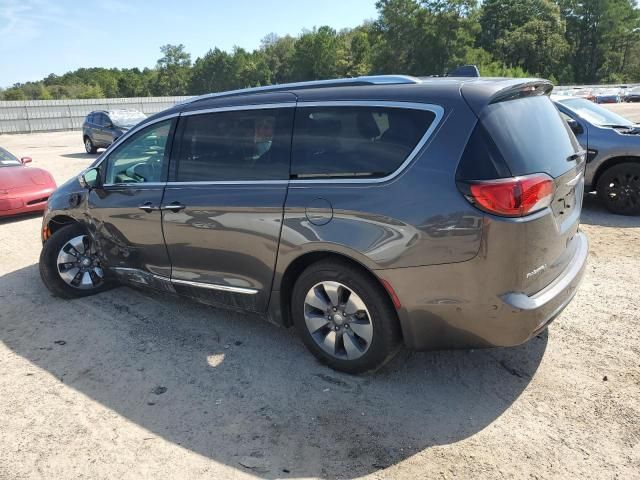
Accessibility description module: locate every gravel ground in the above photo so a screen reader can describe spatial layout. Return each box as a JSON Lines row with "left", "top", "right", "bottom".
{"left": 1, "top": 112, "right": 639, "bottom": 480}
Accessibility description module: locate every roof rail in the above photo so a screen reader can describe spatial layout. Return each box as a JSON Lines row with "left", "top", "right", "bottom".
{"left": 182, "top": 75, "right": 421, "bottom": 105}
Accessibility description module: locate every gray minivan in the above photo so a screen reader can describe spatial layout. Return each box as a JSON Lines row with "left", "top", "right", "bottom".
{"left": 40, "top": 76, "right": 588, "bottom": 373}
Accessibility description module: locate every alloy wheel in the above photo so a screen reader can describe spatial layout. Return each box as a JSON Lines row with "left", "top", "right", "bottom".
{"left": 303, "top": 281, "right": 374, "bottom": 360}
{"left": 56, "top": 235, "right": 104, "bottom": 289}
{"left": 604, "top": 171, "right": 640, "bottom": 211}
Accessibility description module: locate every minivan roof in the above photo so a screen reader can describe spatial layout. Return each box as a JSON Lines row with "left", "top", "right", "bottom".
{"left": 152, "top": 75, "right": 552, "bottom": 122}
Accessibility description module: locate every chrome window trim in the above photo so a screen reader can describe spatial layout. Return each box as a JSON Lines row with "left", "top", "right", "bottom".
{"left": 170, "top": 277, "right": 258, "bottom": 294}
{"left": 102, "top": 182, "right": 167, "bottom": 188}
{"left": 166, "top": 180, "right": 288, "bottom": 187}
{"left": 165, "top": 100, "right": 444, "bottom": 186}
{"left": 289, "top": 101, "right": 445, "bottom": 185}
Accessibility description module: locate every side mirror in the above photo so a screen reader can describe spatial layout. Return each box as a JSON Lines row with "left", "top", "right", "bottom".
{"left": 566, "top": 118, "right": 583, "bottom": 135}
{"left": 20, "top": 156, "right": 32, "bottom": 164}
{"left": 78, "top": 167, "right": 101, "bottom": 190}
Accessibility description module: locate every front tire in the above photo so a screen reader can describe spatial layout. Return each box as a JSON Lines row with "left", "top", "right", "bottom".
{"left": 84, "top": 136, "right": 97, "bottom": 154}
{"left": 597, "top": 162, "right": 640, "bottom": 216}
{"left": 291, "top": 260, "right": 401, "bottom": 374}
{"left": 39, "top": 223, "right": 112, "bottom": 299}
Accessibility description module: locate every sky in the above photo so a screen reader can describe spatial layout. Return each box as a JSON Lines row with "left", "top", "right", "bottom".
{"left": 0, "top": 0, "right": 379, "bottom": 88}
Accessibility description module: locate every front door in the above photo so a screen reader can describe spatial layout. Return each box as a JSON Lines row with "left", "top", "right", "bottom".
{"left": 161, "top": 104, "right": 295, "bottom": 311}
{"left": 86, "top": 117, "right": 175, "bottom": 281}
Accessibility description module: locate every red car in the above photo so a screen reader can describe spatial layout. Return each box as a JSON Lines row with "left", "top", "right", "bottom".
{"left": 0, "top": 146, "right": 56, "bottom": 218}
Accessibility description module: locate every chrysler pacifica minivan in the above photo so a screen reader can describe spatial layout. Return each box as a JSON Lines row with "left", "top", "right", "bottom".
{"left": 40, "top": 76, "right": 588, "bottom": 373}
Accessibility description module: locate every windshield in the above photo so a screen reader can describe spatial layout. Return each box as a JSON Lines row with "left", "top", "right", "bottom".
{"left": 0, "top": 147, "right": 21, "bottom": 167}
{"left": 109, "top": 111, "right": 147, "bottom": 128}
{"left": 558, "top": 98, "right": 634, "bottom": 127}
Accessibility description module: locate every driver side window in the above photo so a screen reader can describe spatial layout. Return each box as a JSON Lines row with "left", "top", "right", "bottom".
{"left": 104, "top": 119, "right": 172, "bottom": 185}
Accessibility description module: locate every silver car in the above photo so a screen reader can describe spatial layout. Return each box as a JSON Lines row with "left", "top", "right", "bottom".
{"left": 554, "top": 96, "right": 640, "bottom": 215}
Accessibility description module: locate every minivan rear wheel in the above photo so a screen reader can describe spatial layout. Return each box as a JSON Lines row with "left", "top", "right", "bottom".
{"left": 597, "top": 162, "right": 640, "bottom": 215}
{"left": 291, "top": 260, "right": 401, "bottom": 373}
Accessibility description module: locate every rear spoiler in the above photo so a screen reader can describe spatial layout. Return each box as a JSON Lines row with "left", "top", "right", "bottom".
{"left": 461, "top": 78, "right": 554, "bottom": 117}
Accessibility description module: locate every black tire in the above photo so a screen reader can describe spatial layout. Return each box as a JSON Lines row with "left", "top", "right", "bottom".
{"left": 84, "top": 136, "right": 97, "bottom": 154}
{"left": 39, "top": 223, "right": 113, "bottom": 299}
{"left": 596, "top": 162, "right": 640, "bottom": 216}
{"left": 291, "top": 259, "right": 401, "bottom": 374}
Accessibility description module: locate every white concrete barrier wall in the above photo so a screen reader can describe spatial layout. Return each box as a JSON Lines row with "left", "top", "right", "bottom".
{"left": 0, "top": 97, "right": 191, "bottom": 134}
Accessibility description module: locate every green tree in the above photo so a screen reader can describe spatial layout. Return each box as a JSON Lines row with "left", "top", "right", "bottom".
{"left": 290, "top": 26, "right": 342, "bottom": 80}
{"left": 154, "top": 44, "right": 192, "bottom": 95}
{"left": 479, "top": 0, "right": 570, "bottom": 79}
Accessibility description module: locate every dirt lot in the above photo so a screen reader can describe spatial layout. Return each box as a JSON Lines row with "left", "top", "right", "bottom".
{"left": 1, "top": 109, "right": 639, "bottom": 479}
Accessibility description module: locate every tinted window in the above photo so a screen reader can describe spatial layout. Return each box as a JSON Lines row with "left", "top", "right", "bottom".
{"left": 104, "top": 119, "right": 172, "bottom": 184}
{"left": 175, "top": 108, "right": 294, "bottom": 182}
{"left": 94, "top": 113, "right": 105, "bottom": 126}
{"left": 479, "top": 96, "right": 581, "bottom": 178}
{"left": 86, "top": 113, "right": 94, "bottom": 124}
{"left": 291, "top": 106, "right": 435, "bottom": 179}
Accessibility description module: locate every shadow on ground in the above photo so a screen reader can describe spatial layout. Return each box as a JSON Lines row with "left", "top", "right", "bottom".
{"left": 0, "top": 264, "right": 547, "bottom": 478}
{"left": 60, "top": 152, "right": 100, "bottom": 160}
{"left": 0, "top": 212, "right": 43, "bottom": 226}
{"left": 581, "top": 193, "right": 640, "bottom": 227}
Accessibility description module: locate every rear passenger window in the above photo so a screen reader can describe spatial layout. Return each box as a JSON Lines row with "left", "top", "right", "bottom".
{"left": 176, "top": 108, "right": 294, "bottom": 182}
{"left": 291, "top": 106, "right": 436, "bottom": 179}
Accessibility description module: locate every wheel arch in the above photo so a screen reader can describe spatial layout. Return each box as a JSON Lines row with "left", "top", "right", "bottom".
{"left": 273, "top": 250, "right": 399, "bottom": 331}
{"left": 47, "top": 215, "right": 80, "bottom": 236}
{"left": 592, "top": 155, "right": 640, "bottom": 190}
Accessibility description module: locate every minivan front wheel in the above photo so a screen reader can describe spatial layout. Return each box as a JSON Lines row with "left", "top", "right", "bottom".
{"left": 39, "top": 223, "right": 111, "bottom": 299}
{"left": 291, "top": 260, "right": 401, "bottom": 373}
{"left": 597, "top": 162, "right": 640, "bottom": 215}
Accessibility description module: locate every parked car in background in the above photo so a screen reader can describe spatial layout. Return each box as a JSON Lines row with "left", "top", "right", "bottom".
{"left": 572, "top": 88, "right": 597, "bottom": 103}
{"left": 625, "top": 86, "right": 640, "bottom": 102}
{"left": 0, "top": 146, "right": 56, "bottom": 218}
{"left": 40, "top": 75, "right": 588, "bottom": 373}
{"left": 554, "top": 95, "right": 640, "bottom": 215}
{"left": 594, "top": 88, "right": 622, "bottom": 104}
{"left": 82, "top": 110, "right": 147, "bottom": 154}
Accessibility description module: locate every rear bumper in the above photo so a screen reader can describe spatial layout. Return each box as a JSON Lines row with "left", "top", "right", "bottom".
{"left": 376, "top": 231, "right": 589, "bottom": 351}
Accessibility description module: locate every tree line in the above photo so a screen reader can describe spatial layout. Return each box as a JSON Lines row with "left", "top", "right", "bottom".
{"left": 2, "top": 0, "right": 639, "bottom": 101}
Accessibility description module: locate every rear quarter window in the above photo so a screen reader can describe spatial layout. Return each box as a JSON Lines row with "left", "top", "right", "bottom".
{"left": 479, "top": 96, "right": 581, "bottom": 178}
{"left": 291, "top": 106, "right": 436, "bottom": 179}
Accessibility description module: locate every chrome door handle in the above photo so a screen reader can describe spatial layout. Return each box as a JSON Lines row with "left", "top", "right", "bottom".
{"left": 138, "top": 202, "right": 158, "bottom": 212}
{"left": 161, "top": 202, "right": 186, "bottom": 213}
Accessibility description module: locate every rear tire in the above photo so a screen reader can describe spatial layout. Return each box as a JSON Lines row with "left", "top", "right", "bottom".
{"left": 291, "top": 260, "right": 401, "bottom": 374}
{"left": 84, "top": 136, "right": 97, "bottom": 154}
{"left": 39, "top": 223, "right": 113, "bottom": 299}
{"left": 597, "top": 162, "right": 640, "bottom": 216}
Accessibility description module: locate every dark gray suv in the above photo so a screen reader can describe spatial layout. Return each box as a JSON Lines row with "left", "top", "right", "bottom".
{"left": 82, "top": 110, "right": 146, "bottom": 154}
{"left": 40, "top": 76, "right": 588, "bottom": 373}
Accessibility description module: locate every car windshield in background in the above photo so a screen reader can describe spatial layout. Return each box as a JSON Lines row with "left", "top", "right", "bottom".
{"left": 110, "top": 111, "right": 147, "bottom": 128}
{"left": 558, "top": 98, "right": 634, "bottom": 127}
{"left": 0, "top": 147, "right": 21, "bottom": 167}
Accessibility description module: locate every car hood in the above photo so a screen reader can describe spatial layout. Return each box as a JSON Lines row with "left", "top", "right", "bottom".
{"left": 0, "top": 166, "right": 55, "bottom": 190}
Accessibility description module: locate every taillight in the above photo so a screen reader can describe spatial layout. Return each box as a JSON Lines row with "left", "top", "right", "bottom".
{"left": 460, "top": 173, "right": 555, "bottom": 217}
